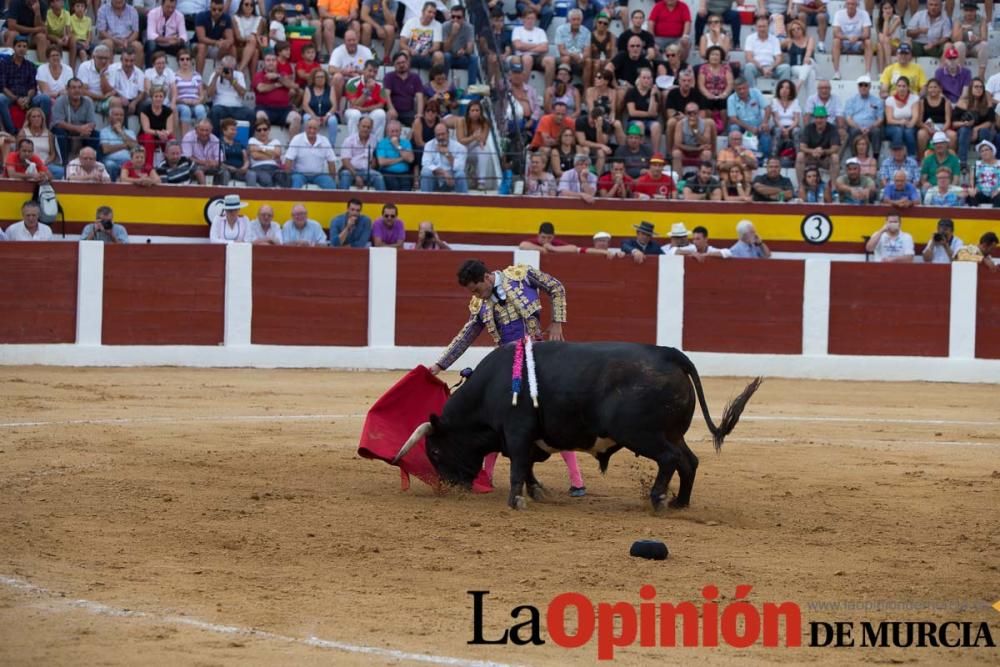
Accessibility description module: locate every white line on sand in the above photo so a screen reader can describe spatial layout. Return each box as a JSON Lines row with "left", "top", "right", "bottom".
{"left": 0, "top": 575, "right": 519, "bottom": 667}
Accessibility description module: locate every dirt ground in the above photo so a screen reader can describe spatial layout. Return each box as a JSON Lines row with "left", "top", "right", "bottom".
{"left": 1, "top": 367, "right": 998, "bottom": 666}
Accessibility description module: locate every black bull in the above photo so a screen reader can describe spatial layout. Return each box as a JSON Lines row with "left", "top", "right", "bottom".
{"left": 394, "top": 342, "right": 762, "bottom": 510}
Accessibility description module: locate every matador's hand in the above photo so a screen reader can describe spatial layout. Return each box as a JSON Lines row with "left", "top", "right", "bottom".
{"left": 548, "top": 322, "right": 565, "bottom": 341}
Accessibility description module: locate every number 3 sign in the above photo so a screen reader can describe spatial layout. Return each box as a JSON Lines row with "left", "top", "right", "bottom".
{"left": 800, "top": 213, "right": 833, "bottom": 244}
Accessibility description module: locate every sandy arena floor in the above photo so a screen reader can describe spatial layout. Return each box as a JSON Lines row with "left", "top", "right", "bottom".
{"left": 1, "top": 367, "right": 998, "bottom": 666}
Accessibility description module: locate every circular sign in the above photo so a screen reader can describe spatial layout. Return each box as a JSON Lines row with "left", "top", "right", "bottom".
{"left": 800, "top": 213, "right": 833, "bottom": 245}
{"left": 203, "top": 197, "right": 225, "bottom": 225}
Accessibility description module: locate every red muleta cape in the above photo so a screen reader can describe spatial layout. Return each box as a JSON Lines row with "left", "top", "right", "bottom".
{"left": 357, "top": 366, "right": 493, "bottom": 493}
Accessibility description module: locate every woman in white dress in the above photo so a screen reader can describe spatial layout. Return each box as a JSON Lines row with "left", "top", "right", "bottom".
{"left": 209, "top": 194, "right": 250, "bottom": 243}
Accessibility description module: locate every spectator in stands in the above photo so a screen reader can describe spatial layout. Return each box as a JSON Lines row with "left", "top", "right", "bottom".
{"left": 615, "top": 123, "right": 653, "bottom": 178}
{"left": 696, "top": 0, "right": 741, "bottom": 48}
{"left": 232, "top": 0, "right": 265, "bottom": 79}
{"left": 173, "top": 48, "right": 207, "bottom": 135}
{"left": 145, "top": 0, "right": 187, "bottom": 64}
{"left": 384, "top": 52, "right": 423, "bottom": 128}
{"left": 799, "top": 165, "right": 832, "bottom": 202}
{"left": 804, "top": 79, "right": 845, "bottom": 137}
{"left": 780, "top": 20, "right": 816, "bottom": 97}
{"left": 953, "top": 231, "right": 997, "bottom": 270}
{"left": 584, "top": 68, "right": 621, "bottom": 127}
{"left": 456, "top": 100, "right": 492, "bottom": 190}
{"left": 423, "top": 64, "right": 460, "bottom": 121}
{"left": 180, "top": 119, "right": 221, "bottom": 185}
{"left": 617, "top": 9, "right": 657, "bottom": 62}
{"left": 548, "top": 127, "right": 578, "bottom": 180}
{"left": 81, "top": 205, "right": 128, "bottom": 243}
{"left": 370, "top": 203, "right": 404, "bottom": 248}
{"left": 662, "top": 222, "right": 698, "bottom": 256}
{"left": 610, "top": 34, "right": 657, "bottom": 95}
{"left": 683, "top": 160, "right": 723, "bottom": 200}
{"left": 767, "top": 78, "right": 801, "bottom": 160}
{"left": 743, "top": 15, "right": 788, "bottom": 91}
{"left": 690, "top": 225, "right": 732, "bottom": 259}
{"left": 935, "top": 48, "right": 972, "bottom": 107}
{"left": 554, "top": 9, "right": 589, "bottom": 78}
{"left": 67, "top": 145, "right": 111, "bottom": 182}
{"left": 546, "top": 64, "right": 581, "bottom": 117}
{"left": 5, "top": 201, "right": 53, "bottom": 241}
{"left": 729, "top": 219, "right": 771, "bottom": 258}
{"left": 0, "top": 37, "right": 50, "bottom": 134}
{"left": 727, "top": 77, "right": 770, "bottom": 158}
{"left": 68, "top": 0, "right": 92, "bottom": 68}
{"left": 557, "top": 153, "right": 597, "bottom": 202}
{"left": 524, "top": 152, "right": 557, "bottom": 196}
{"left": 884, "top": 76, "right": 919, "bottom": 157}
{"left": 875, "top": 1, "right": 900, "bottom": 72}
{"left": 254, "top": 52, "right": 302, "bottom": 137}
{"left": 697, "top": 46, "right": 732, "bottom": 126}
{"left": 791, "top": 0, "right": 828, "bottom": 53}
{"left": 411, "top": 99, "right": 442, "bottom": 170}
{"left": 376, "top": 118, "right": 415, "bottom": 191}
{"left": 672, "top": 101, "right": 714, "bottom": 175}
{"left": 339, "top": 115, "right": 384, "bottom": 190}
{"left": 78, "top": 45, "right": 117, "bottom": 115}
{"left": 634, "top": 152, "right": 676, "bottom": 199}
{"left": 966, "top": 140, "right": 1000, "bottom": 206}
{"left": 343, "top": 59, "right": 388, "bottom": 141}
{"left": 5, "top": 138, "right": 50, "bottom": 181}
{"left": 665, "top": 69, "right": 705, "bottom": 147}
{"left": 752, "top": 156, "right": 794, "bottom": 202}
{"left": 925, "top": 166, "right": 966, "bottom": 206}
{"left": 246, "top": 121, "right": 287, "bottom": 188}
{"left": 511, "top": 8, "right": 555, "bottom": 89}
{"left": 622, "top": 220, "right": 664, "bottom": 262}
{"left": 285, "top": 118, "right": 337, "bottom": 190}
{"left": 208, "top": 193, "right": 250, "bottom": 243}
{"left": 530, "top": 100, "right": 575, "bottom": 157}
{"left": 98, "top": 0, "right": 143, "bottom": 67}
{"left": 282, "top": 204, "right": 327, "bottom": 247}
{"left": 906, "top": 0, "right": 951, "bottom": 58}
{"left": 108, "top": 47, "right": 145, "bottom": 118}
{"left": 193, "top": 0, "right": 233, "bottom": 73}
{"left": 881, "top": 169, "right": 921, "bottom": 208}
{"left": 717, "top": 129, "right": 758, "bottom": 183}
{"left": 482, "top": 7, "right": 512, "bottom": 86}
{"left": 119, "top": 145, "right": 161, "bottom": 186}
{"left": 37, "top": 46, "right": 72, "bottom": 100}
{"left": 507, "top": 59, "right": 542, "bottom": 138}
{"left": 851, "top": 134, "right": 877, "bottom": 177}
{"left": 797, "top": 105, "right": 840, "bottom": 185}
{"left": 401, "top": 1, "right": 444, "bottom": 70}
{"left": 360, "top": 0, "right": 397, "bottom": 52}
{"left": 519, "top": 221, "right": 577, "bottom": 252}
{"left": 219, "top": 118, "right": 248, "bottom": 184}
{"left": 421, "top": 122, "right": 468, "bottom": 193}
{"left": 580, "top": 230, "right": 624, "bottom": 258}
{"left": 953, "top": 2, "right": 988, "bottom": 80}
{"left": 830, "top": 0, "right": 871, "bottom": 81}
{"left": 318, "top": 0, "right": 361, "bottom": 56}
{"left": 296, "top": 46, "right": 323, "bottom": 91}
{"left": 597, "top": 158, "right": 634, "bottom": 198}
{"left": 156, "top": 140, "right": 196, "bottom": 183}
{"left": 5, "top": 0, "right": 49, "bottom": 55}
{"left": 917, "top": 79, "right": 955, "bottom": 156}
{"left": 880, "top": 43, "right": 927, "bottom": 97}
{"left": 329, "top": 197, "right": 372, "bottom": 248}
{"left": 18, "top": 106, "right": 62, "bottom": 179}
{"left": 208, "top": 55, "right": 254, "bottom": 134}
{"left": 144, "top": 51, "right": 176, "bottom": 109}
{"left": 648, "top": 0, "right": 691, "bottom": 60}
{"left": 100, "top": 104, "right": 138, "bottom": 180}
{"left": 246, "top": 205, "right": 282, "bottom": 245}
{"left": 574, "top": 103, "right": 615, "bottom": 174}
{"left": 626, "top": 68, "right": 662, "bottom": 150}
{"left": 721, "top": 163, "right": 752, "bottom": 201}
{"left": 878, "top": 139, "right": 920, "bottom": 187}
{"left": 954, "top": 79, "right": 995, "bottom": 171}
{"left": 442, "top": 4, "right": 479, "bottom": 86}
{"left": 414, "top": 221, "right": 450, "bottom": 250}
{"left": 920, "top": 131, "right": 960, "bottom": 188}
{"left": 866, "top": 213, "right": 914, "bottom": 261}
{"left": 329, "top": 29, "right": 373, "bottom": 108}
{"left": 844, "top": 74, "right": 883, "bottom": 159}
{"left": 835, "top": 157, "right": 876, "bottom": 203}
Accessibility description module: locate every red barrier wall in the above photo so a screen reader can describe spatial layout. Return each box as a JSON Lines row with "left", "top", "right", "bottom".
{"left": 251, "top": 246, "right": 369, "bottom": 346}
{"left": 103, "top": 245, "right": 225, "bottom": 345}
{"left": 395, "top": 251, "right": 514, "bottom": 347}
{"left": 683, "top": 259, "right": 805, "bottom": 354}
{"left": 828, "top": 263, "right": 951, "bottom": 357}
{"left": 975, "top": 267, "right": 1000, "bottom": 359}
{"left": 540, "top": 254, "right": 658, "bottom": 343}
{"left": 0, "top": 244, "right": 78, "bottom": 343}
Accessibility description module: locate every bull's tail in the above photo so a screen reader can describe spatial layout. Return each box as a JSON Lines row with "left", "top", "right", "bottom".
{"left": 668, "top": 348, "right": 763, "bottom": 452}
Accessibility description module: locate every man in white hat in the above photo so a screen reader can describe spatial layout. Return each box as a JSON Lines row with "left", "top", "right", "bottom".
{"left": 664, "top": 222, "right": 697, "bottom": 256}
{"left": 582, "top": 231, "right": 625, "bottom": 258}
{"left": 209, "top": 194, "right": 250, "bottom": 243}
{"left": 919, "top": 131, "right": 960, "bottom": 189}
{"left": 844, "top": 74, "right": 883, "bottom": 159}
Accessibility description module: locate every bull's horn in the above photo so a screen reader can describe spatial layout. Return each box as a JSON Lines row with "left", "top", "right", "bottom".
{"left": 392, "top": 422, "right": 433, "bottom": 464}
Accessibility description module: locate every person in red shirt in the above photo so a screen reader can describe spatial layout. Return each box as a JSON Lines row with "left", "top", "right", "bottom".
{"left": 634, "top": 152, "right": 676, "bottom": 199}
{"left": 5, "top": 139, "right": 50, "bottom": 182}
{"left": 518, "top": 221, "right": 579, "bottom": 253}
{"left": 528, "top": 100, "right": 575, "bottom": 156}
{"left": 647, "top": 0, "right": 692, "bottom": 60}
{"left": 295, "top": 43, "right": 322, "bottom": 89}
{"left": 253, "top": 51, "right": 303, "bottom": 133}
{"left": 597, "top": 159, "right": 636, "bottom": 198}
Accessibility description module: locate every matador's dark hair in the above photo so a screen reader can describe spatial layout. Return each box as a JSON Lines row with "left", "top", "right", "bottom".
{"left": 457, "top": 259, "right": 488, "bottom": 286}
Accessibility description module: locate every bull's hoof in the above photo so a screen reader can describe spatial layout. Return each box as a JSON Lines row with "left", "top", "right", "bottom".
{"left": 668, "top": 497, "right": 690, "bottom": 509}
{"left": 509, "top": 495, "right": 528, "bottom": 510}
{"left": 650, "top": 492, "right": 667, "bottom": 511}
{"left": 528, "top": 484, "right": 546, "bottom": 501}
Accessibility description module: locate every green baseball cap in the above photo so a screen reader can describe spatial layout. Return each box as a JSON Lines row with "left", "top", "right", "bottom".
{"left": 812, "top": 105, "right": 829, "bottom": 118}
{"left": 626, "top": 123, "right": 643, "bottom": 136}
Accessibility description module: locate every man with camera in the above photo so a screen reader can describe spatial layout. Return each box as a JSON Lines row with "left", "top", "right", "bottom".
{"left": 80, "top": 206, "right": 129, "bottom": 244}
{"left": 414, "top": 221, "right": 450, "bottom": 250}
{"left": 921, "top": 218, "right": 963, "bottom": 264}
{"left": 208, "top": 55, "right": 253, "bottom": 134}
